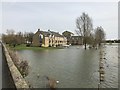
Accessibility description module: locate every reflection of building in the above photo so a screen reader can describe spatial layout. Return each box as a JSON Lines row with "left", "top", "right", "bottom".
{"left": 67, "top": 36, "right": 83, "bottom": 45}
{"left": 32, "top": 29, "right": 67, "bottom": 47}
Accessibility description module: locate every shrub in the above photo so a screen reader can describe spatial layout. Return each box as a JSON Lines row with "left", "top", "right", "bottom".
{"left": 19, "top": 60, "right": 29, "bottom": 77}
{"left": 26, "top": 43, "right": 31, "bottom": 47}
{"left": 8, "top": 48, "right": 29, "bottom": 78}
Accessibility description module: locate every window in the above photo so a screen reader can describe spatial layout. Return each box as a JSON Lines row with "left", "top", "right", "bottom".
{"left": 39, "top": 34, "right": 43, "bottom": 39}
{"left": 39, "top": 34, "right": 43, "bottom": 43}
{"left": 49, "top": 40, "right": 51, "bottom": 43}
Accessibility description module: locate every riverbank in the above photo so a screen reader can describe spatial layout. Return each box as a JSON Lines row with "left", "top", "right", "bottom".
{"left": 2, "top": 44, "right": 29, "bottom": 88}
{"left": 6, "top": 44, "right": 64, "bottom": 51}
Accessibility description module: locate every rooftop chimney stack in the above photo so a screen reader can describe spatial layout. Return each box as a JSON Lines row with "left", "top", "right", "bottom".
{"left": 38, "top": 29, "right": 40, "bottom": 31}
{"left": 48, "top": 29, "right": 50, "bottom": 32}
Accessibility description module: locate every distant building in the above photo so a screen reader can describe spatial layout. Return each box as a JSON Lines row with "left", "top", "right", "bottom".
{"left": 71, "top": 36, "right": 83, "bottom": 45}
{"left": 32, "top": 29, "right": 67, "bottom": 47}
{"left": 67, "top": 36, "right": 83, "bottom": 45}
{"left": 62, "top": 31, "right": 83, "bottom": 45}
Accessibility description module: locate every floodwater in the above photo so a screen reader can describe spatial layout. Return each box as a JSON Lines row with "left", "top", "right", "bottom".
{"left": 17, "top": 44, "right": 118, "bottom": 88}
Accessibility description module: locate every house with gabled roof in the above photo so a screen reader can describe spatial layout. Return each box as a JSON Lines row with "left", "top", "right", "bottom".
{"left": 32, "top": 29, "right": 67, "bottom": 47}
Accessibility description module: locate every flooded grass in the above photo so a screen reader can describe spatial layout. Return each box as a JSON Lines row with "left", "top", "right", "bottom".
{"left": 7, "top": 44, "right": 63, "bottom": 51}
{"left": 16, "top": 44, "right": 118, "bottom": 88}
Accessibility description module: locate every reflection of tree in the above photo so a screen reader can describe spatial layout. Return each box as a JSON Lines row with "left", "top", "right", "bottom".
{"left": 77, "top": 49, "right": 96, "bottom": 84}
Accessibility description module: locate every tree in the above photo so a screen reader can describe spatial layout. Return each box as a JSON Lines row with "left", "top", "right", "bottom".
{"left": 76, "top": 12, "right": 93, "bottom": 49}
{"left": 6, "top": 29, "right": 15, "bottom": 35}
{"left": 16, "top": 32, "right": 24, "bottom": 45}
{"left": 86, "top": 33, "right": 95, "bottom": 48}
{"left": 28, "top": 32, "right": 34, "bottom": 44}
{"left": 95, "top": 26, "right": 105, "bottom": 46}
{"left": 5, "top": 29, "right": 17, "bottom": 46}
{"left": 2, "top": 30, "right": 26, "bottom": 46}
{"left": 2, "top": 34, "right": 7, "bottom": 43}
{"left": 19, "top": 60, "right": 29, "bottom": 77}
{"left": 24, "top": 32, "right": 34, "bottom": 44}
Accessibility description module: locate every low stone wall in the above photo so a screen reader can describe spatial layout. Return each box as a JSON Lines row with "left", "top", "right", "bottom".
{"left": 2, "top": 44, "right": 29, "bottom": 89}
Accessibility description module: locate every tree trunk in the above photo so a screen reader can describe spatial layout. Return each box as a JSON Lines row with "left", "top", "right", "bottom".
{"left": 84, "top": 43, "right": 87, "bottom": 50}
{"left": 84, "top": 37, "right": 87, "bottom": 50}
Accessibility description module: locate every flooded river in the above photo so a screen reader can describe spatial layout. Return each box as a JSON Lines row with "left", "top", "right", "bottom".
{"left": 17, "top": 44, "right": 118, "bottom": 88}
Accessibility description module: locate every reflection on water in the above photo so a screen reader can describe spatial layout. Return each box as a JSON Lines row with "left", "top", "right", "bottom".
{"left": 101, "top": 44, "right": 118, "bottom": 88}
{"left": 17, "top": 44, "right": 118, "bottom": 88}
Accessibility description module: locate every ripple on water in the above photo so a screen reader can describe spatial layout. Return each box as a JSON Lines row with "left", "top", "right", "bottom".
{"left": 18, "top": 45, "right": 118, "bottom": 88}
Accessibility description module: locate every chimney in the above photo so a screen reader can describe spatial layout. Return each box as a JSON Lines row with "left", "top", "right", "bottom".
{"left": 48, "top": 29, "right": 50, "bottom": 32}
{"left": 38, "top": 28, "right": 40, "bottom": 31}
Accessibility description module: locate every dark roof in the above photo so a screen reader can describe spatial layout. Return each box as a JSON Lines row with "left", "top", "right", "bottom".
{"left": 39, "top": 31, "right": 50, "bottom": 37}
{"left": 50, "top": 31, "right": 64, "bottom": 37}
{"left": 35, "top": 30, "right": 64, "bottom": 37}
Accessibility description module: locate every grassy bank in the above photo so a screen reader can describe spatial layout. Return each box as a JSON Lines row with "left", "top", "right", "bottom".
{"left": 7, "top": 44, "right": 63, "bottom": 51}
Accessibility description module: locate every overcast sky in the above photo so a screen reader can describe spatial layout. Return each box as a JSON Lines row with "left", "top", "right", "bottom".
{"left": 1, "top": 1, "right": 118, "bottom": 39}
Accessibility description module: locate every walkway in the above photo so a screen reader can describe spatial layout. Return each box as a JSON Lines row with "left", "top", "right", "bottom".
{"left": 0, "top": 43, "right": 16, "bottom": 89}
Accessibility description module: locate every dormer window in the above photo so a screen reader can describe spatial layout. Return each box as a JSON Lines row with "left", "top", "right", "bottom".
{"left": 49, "top": 34, "right": 52, "bottom": 38}
{"left": 52, "top": 35, "right": 54, "bottom": 37}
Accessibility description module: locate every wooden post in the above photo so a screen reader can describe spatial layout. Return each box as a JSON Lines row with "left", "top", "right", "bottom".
{"left": 98, "top": 83, "right": 100, "bottom": 90}
{"left": 98, "top": 45, "right": 104, "bottom": 89}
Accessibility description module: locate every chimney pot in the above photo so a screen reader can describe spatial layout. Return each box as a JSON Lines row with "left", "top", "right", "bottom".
{"left": 38, "top": 29, "right": 40, "bottom": 31}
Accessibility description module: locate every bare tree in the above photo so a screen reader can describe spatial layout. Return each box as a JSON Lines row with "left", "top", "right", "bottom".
{"left": 6, "top": 29, "right": 15, "bottom": 35}
{"left": 76, "top": 12, "right": 93, "bottom": 49}
{"left": 95, "top": 26, "right": 105, "bottom": 46}
{"left": 16, "top": 32, "right": 24, "bottom": 45}
{"left": 24, "top": 32, "right": 34, "bottom": 44}
{"left": 28, "top": 32, "right": 34, "bottom": 44}
{"left": 86, "top": 33, "right": 95, "bottom": 48}
{"left": 5, "top": 29, "right": 17, "bottom": 46}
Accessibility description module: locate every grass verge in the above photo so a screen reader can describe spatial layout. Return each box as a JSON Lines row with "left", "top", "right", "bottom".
{"left": 7, "top": 44, "right": 64, "bottom": 51}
